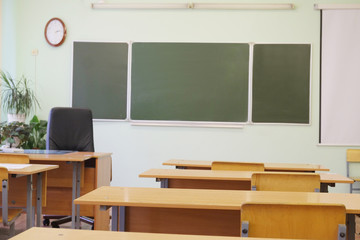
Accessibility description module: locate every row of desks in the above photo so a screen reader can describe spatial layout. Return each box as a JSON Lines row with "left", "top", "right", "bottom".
{"left": 163, "top": 159, "right": 330, "bottom": 172}
{"left": 74, "top": 186, "right": 360, "bottom": 239}
{"left": 73, "top": 159, "right": 357, "bottom": 239}
{"left": 139, "top": 168, "right": 353, "bottom": 192}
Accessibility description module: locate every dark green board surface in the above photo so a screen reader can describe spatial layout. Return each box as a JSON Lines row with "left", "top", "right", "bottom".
{"left": 130, "top": 42, "right": 250, "bottom": 122}
{"left": 252, "top": 44, "right": 311, "bottom": 124}
{"left": 72, "top": 42, "right": 128, "bottom": 120}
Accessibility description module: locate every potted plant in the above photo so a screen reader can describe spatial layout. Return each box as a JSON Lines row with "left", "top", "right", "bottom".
{"left": 0, "top": 71, "right": 40, "bottom": 122}
{"left": 0, "top": 121, "right": 31, "bottom": 148}
{"left": 24, "top": 115, "right": 47, "bottom": 149}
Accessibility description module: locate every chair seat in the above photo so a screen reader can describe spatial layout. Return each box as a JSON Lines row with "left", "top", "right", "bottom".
{"left": 0, "top": 209, "right": 23, "bottom": 224}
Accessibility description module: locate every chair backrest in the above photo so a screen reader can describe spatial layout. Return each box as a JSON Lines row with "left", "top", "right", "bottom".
{"left": 347, "top": 149, "right": 360, "bottom": 163}
{"left": 241, "top": 202, "right": 346, "bottom": 240}
{"left": 211, "top": 161, "right": 265, "bottom": 171}
{"left": 0, "top": 154, "right": 29, "bottom": 164}
{"left": 46, "top": 107, "right": 95, "bottom": 151}
{"left": 251, "top": 172, "right": 321, "bottom": 192}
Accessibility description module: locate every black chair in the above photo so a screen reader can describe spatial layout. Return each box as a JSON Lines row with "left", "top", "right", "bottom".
{"left": 43, "top": 107, "right": 95, "bottom": 228}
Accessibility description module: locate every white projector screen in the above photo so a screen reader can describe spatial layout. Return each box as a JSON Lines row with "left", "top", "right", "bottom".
{"left": 320, "top": 9, "right": 360, "bottom": 145}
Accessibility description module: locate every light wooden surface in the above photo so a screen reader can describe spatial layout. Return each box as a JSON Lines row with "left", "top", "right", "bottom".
{"left": 4, "top": 164, "right": 59, "bottom": 175}
{"left": 0, "top": 154, "right": 29, "bottom": 164}
{"left": 74, "top": 186, "right": 360, "bottom": 214}
{"left": 251, "top": 172, "right": 321, "bottom": 192}
{"left": 163, "top": 159, "right": 330, "bottom": 171}
{"left": 9, "top": 228, "right": 295, "bottom": 240}
{"left": 212, "top": 161, "right": 264, "bottom": 171}
{"left": 139, "top": 169, "right": 353, "bottom": 184}
{"left": 27, "top": 152, "right": 111, "bottom": 162}
{"left": 241, "top": 203, "right": 346, "bottom": 239}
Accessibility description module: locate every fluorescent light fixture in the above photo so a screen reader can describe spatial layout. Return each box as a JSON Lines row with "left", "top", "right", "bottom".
{"left": 314, "top": 4, "right": 360, "bottom": 10}
{"left": 92, "top": 3, "right": 190, "bottom": 9}
{"left": 92, "top": 2, "right": 295, "bottom": 10}
{"left": 193, "top": 3, "right": 294, "bottom": 10}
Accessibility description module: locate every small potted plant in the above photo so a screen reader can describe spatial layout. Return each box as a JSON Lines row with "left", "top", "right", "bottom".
{"left": 0, "top": 121, "right": 31, "bottom": 149}
{"left": 24, "top": 115, "right": 47, "bottom": 149}
{"left": 0, "top": 71, "right": 40, "bottom": 122}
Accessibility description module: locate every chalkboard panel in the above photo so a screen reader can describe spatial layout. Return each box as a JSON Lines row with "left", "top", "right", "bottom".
{"left": 130, "top": 42, "right": 249, "bottom": 122}
{"left": 72, "top": 42, "right": 128, "bottom": 120}
{"left": 252, "top": 44, "right": 311, "bottom": 124}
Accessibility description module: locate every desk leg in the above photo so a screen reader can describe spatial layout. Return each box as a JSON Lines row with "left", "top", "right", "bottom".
{"left": 72, "top": 162, "right": 81, "bottom": 229}
{"left": 347, "top": 214, "right": 355, "bottom": 240}
{"left": 2, "top": 180, "right": 8, "bottom": 225}
{"left": 36, "top": 172, "right": 43, "bottom": 227}
{"left": 160, "top": 179, "right": 168, "bottom": 188}
{"left": 120, "top": 206, "right": 125, "bottom": 231}
{"left": 26, "top": 175, "right": 33, "bottom": 229}
{"left": 111, "top": 206, "right": 119, "bottom": 231}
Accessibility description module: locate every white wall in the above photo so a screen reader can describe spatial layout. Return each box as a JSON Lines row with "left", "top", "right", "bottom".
{"left": 2, "top": 0, "right": 359, "bottom": 192}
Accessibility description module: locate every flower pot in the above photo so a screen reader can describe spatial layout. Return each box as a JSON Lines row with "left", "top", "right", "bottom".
{"left": 7, "top": 113, "right": 26, "bottom": 123}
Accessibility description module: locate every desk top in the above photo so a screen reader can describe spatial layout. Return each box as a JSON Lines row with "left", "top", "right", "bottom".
{"left": 139, "top": 169, "right": 353, "bottom": 184}
{"left": 3, "top": 163, "right": 59, "bottom": 175}
{"left": 25, "top": 152, "right": 112, "bottom": 162}
{"left": 163, "top": 159, "right": 330, "bottom": 172}
{"left": 74, "top": 186, "right": 360, "bottom": 214}
{"left": 9, "top": 228, "right": 291, "bottom": 240}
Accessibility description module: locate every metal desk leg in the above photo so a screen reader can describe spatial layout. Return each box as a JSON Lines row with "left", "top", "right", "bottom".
{"left": 36, "top": 172, "right": 43, "bottom": 227}
{"left": 119, "top": 206, "right": 125, "bottom": 231}
{"left": 111, "top": 206, "right": 119, "bottom": 231}
{"left": 347, "top": 214, "right": 355, "bottom": 240}
{"left": 26, "top": 175, "right": 33, "bottom": 229}
{"left": 160, "top": 178, "right": 169, "bottom": 188}
{"left": 72, "top": 162, "right": 81, "bottom": 229}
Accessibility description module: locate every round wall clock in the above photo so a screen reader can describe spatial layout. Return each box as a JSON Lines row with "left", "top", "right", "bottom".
{"left": 44, "top": 18, "right": 67, "bottom": 47}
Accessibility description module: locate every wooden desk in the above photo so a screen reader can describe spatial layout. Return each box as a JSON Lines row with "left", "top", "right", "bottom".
{"left": 139, "top": 169, "right": 353, "bottom": 192}
{"left": 13, "top": 151, "right": 111, "bottom": 230}
{"left": 0, "top": 163, "right": 58, "bottom": 228}
{"left": 9, "top": 227, "right": 293, "bottom": 240}
{"left": 163, "top": 159, "right": 330, "bottom": 172}
{"left": 74, "top": 186, "right": 360, "bottom": 239}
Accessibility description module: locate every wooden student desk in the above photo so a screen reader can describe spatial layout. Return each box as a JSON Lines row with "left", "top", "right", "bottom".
{"left": 74, "top": 186, "right": 360, "bottom": 240}
{"left": 139, "top": 168, "right": 353, "bottom": 192}
{"left": 0, "top": 163, "right": 58, "bottom": 228}
{"left": 163, "top": 159, "right": 330, "bottom": 172}
{"left": 9, "top": 228, "right": 293, "bottom": 240}
{"left": 10, "top": 151, "right": 112, "bottom": 230}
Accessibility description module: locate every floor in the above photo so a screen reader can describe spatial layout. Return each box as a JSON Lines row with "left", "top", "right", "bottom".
{"left": 0, "top": 214, "right": 92, "bottom": 240}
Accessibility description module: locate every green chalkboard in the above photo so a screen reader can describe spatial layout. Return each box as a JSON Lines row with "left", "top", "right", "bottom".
{"left": 130, "top": 42, "right": 249, "bottom": 122}
{"left": 72, "top": 42, "right": 128, "bottom": 120}
{"left": 252, "top": 44, "right": 311, "bottom": 124}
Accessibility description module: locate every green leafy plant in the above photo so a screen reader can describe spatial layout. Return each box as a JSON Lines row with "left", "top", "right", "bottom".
{"left": 0, "top": 121, "right": 31, "bottom": 148}
{"left": 0, "top": 71, "right": 40, "bottom": 116}
{"left": 24, "top": 115, "right": 47, "bottom": 149}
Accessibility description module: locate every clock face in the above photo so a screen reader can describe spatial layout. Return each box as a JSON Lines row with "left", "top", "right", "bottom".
{"left": 45, "top": 18, "right": 66, "bottom": 47}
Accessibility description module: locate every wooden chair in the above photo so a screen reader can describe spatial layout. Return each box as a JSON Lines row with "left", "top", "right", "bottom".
{"left": 0, "top": 154, "right": 29, "bottom": 164}
{"left": 240, "top": 202, "right": 346, "bottom": 240}
{"left": 346, "top": 149, "right": 360, "bottom": 193}
{"left": 211, "top": 161, "right": 265, "bottom": 171}
{"left": 0, "top": 167, "right": 23, "bottom": 236}
{"left": 251, "top": 172, "right": 321, "bottom": 192}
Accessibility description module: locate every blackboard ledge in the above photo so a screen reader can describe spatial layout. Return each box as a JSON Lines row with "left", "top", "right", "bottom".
{"left": 130, "top": 120, "right": 245, "bottom": 128}
{"left": 93, "top": 118, "right": 128, "bottom": 122}
{"left": 317, "top": 143, "right": 360, "bottom": 147}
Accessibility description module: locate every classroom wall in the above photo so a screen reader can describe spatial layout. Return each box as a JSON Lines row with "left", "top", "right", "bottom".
{"left": 1, "top": 0, "right": 358, "bottom": 193}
